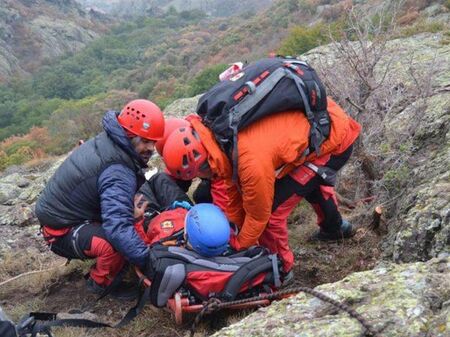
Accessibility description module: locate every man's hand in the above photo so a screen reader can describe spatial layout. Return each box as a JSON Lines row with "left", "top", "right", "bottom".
{"left": 134, "top": 194, "right": 149, "bottom": 219}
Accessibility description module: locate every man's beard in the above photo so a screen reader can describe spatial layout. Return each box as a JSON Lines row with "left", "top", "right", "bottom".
{"left": 140, "top": 150, "right": 154, "bottom": 163}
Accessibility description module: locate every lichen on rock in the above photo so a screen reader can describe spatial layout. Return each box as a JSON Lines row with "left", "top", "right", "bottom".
{"left": 212, "top": 258, "right": 449, "bottom": 337}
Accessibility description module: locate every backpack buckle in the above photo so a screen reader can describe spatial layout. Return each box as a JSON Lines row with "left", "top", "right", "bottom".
{"left": 244, "top": 81, "right": 256, "bottom": 94}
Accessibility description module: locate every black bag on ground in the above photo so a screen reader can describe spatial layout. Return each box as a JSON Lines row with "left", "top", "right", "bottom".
{"left": 196, "top": 57, "right": 331, "bottom": 177}
{"left": 0, "top": 320, "right": 16, "bottom": 337}
{"left": 0, "top": 307, "right": 17, "bottom": 337}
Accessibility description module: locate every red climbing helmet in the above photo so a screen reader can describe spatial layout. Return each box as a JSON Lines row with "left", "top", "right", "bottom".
{"left": 118, "top": 99, "right": 165, "bottom": 140}
{"left": 162, "top": 126, "right": 208, "bottom": 180}
{"left": 155, "top": 118, "right": 190, "bottom": 155}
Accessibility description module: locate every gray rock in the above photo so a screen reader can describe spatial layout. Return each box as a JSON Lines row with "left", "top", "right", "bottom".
{"left": 0, "top": 184, "right": 21, "bottom": 205}
{"left": 305, "top": 33, "right": 450, "bottom": 264}
{"left": 0, "top": 204, "right": 35, "bottom": 227}
{"left": 163, "top": 94, "right": 202, "bottom": 118}
{"left": 212, "top": 258, "right": 450, "bottom": 337}
{"left": 0, "top": 156, "right": 65, "bottom": 227}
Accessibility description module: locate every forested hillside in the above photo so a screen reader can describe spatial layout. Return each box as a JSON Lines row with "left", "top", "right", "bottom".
{"left": 0, "top": 0, "right": 448, "bottom": 171}
{"left": 76, "top": 0, "right": 273, "bottom": 17}
{"left": 0, "top": 0, "right": 109, "bottom": 81}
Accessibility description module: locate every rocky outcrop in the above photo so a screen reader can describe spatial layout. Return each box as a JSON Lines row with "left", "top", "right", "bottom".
{"left": 0, "top": 157, "right": 65, "bottom": 257}
{"left": 377, "top": 34, "right": 449, "bottom": 262}
{"left": 0, "top": 0, "right": 108, "bottom": 82}
{"left": 0, "top": 157, "right": 65, "bottom": 227}
{"left": 211, "top": 257, "right": 449, "bottom": 337}
{"left": 303, "top": 32, "right": 450, "bottom": 264}
{"left": 388, "top": 91, "right": 449, "bottom": 262}
{"left": 163, "top": 94, "right": 202, "bottom": 117}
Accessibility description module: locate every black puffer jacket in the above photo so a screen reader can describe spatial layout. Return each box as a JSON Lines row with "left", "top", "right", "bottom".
{"left": 36, "top": 111, "right": 149, "bottom": 266}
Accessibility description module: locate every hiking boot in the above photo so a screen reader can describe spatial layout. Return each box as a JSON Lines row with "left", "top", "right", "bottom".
{"left": 86, "top": 277, "right": 138, "bottom": 301}
{"left": 309, "top": 219, "right": 354, "bottom": 242}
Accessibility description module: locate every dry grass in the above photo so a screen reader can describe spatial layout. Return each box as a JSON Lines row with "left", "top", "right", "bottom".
{"left": 287, "top": 199, "right": 382, "bottom": 288}
{"left": 0, "top": 250, "right": 67, "bottom": 292}
{"left": 50, "top": 306, "right": 184, "bottom": 337}
{"left": 0, "top": 250, "right": 90, "bottom": 320}
{"left": 0, "top": 248, "right": 191, "bottom": 337}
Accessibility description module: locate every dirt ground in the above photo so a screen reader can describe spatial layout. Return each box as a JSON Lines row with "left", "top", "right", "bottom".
{"left": 0, "top": 199, "right": 383, "bottom": 337}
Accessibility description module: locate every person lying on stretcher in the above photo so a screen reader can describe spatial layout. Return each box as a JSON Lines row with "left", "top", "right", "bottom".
{"left": 134, "top": 172, "right": 285, "bottom": 308}
{"left": 135, "top": 172, "right": 232, "bottom": 257}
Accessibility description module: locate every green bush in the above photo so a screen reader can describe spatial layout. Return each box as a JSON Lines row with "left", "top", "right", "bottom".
{"left": 5, "top": 146, "right": 34, "bottom": 166}
{"left": 4, "top": 139, "right": 37, "bottom": 156}
{"left": 0, "top": 152, "right": 8, "bottom": 171}
{"left": 187, "top": 63, "right": 228, "bottom": 96}
{"left": 138, "top": 78, "right": 158, "bottom": 99}
{"left": 0, "top": 145, "right": 35, "bottom": 170}
{"left": 222, "top": 34, "right": 242, "bottom": 46}
{"left": 397, "top": 19, "right": 445, "bottom": 38}
{"left": 277, "top": 23, "right": 330, "bottom": 56}
{"left": 382, "top": 165, "right": 410, "bottom": 195}
{"left": 0, "top": 97, "right": 62, "bottom": 140}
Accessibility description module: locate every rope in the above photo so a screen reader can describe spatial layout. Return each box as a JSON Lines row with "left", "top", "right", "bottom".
{"left": 190, "top": 286, "right": 380, "bottom": 337}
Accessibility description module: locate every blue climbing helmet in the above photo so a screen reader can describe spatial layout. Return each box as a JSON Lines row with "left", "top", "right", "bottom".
{"left": 185, "top": 203, "right": 230, "bottom": 257}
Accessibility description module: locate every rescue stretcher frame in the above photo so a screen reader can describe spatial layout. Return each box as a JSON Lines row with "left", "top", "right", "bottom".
{"left": 135, "top": 267, "right": 289, "bottom": 325}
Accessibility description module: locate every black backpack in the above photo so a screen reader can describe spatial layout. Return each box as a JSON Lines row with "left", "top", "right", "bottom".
{"left": 197, "top": 57, "right": 331, "bottom": 180}
{"left": 146, "top": 244, "right": 282, "bottom": 307}
{"left": 0, "top": 307, "right": 16, "bottom": 337}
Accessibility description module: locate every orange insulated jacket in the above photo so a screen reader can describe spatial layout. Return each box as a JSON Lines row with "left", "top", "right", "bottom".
{"left": 189, "top": 98, "right": 361, "bottom": 249}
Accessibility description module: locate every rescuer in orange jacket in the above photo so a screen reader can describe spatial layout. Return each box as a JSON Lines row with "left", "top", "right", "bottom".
{"left": 162, "top": 98, "right": 361, "bottom": 274}
{"left": 155, "top": 117, "right": 229, "bottom": 211}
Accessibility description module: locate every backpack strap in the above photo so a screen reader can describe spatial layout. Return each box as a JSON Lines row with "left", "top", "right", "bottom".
{"left": 270, "top": 254, "right": 282, "bottom": 288}
{"left": 284, "top": 65, "right": 329, "bottom": 157}
{"left": 220, "top": 254, "right": 281, "bottom": 301}
{"left": 146, "top": 245, "right": 189, "bottom": 307}
{"left": 229, "top": 68, "right": 286, "bottom": 124}
{"left": 304, "top": 162, "right": 337, "bottom": 186}
{"left": 229, "top": 67, "right": 287, "bottom": 182}
{"left": 228, "top": 62, "right": 330, "bottom": 182}
{"left": 15, "top": 282, "right": 152, "bottom": 336}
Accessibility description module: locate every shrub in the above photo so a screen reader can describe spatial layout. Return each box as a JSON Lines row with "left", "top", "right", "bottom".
{"left": 397, "top": 19, "right": 445, "bottom": 38}
{"left": 187, "top": 63, "right": 228, "bottom": 97}
{"left": 382, "top": 166, "right": 410, "bottom": 195}
{"left": 277, "top": 23, "right": 330, "bottom": 56}
{"left": 138, "top": 78, "right": 158, "bottom": 99}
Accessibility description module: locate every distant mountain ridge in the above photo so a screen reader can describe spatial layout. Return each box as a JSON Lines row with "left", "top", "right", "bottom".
{"left": 76, "top": 0, "right": 273, "bottom": 17}
{"left": 0, "top": 0, "right": 109, "bottom": 82}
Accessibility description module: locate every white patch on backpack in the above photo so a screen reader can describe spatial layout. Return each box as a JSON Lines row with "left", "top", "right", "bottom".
{"left": 161, "top": 220, "right": 174, "bottom": 231}
{"left": 230, "top": 72, "right": 244, "bottom": 81}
